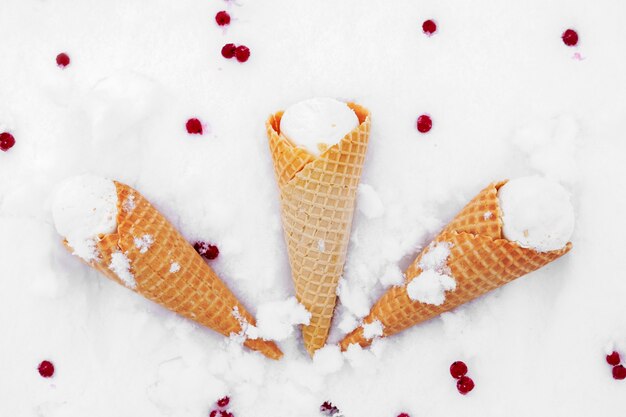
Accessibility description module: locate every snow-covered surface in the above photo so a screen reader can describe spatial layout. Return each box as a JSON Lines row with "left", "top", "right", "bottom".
{"left": 499, "top": 176, "right": 575, "bottom": 252}
{"left": 109, "top": 251, "right": 136, "bottom": 289}
{"left": 51, "top": 174, "right": 118, "bottom": 261}
{"left": 280, "top": 98, "right": 359, "bottom": 156}
{"left": 1, "top": 0, "right": 626, "bottom": 416}
{"left": 254, "top": 297, "right": 311, "bottom": 341}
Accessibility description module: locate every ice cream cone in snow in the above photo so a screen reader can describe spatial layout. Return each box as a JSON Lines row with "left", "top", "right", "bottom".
{"left": 340, "top": 177, "right": 574, "bottom": 350}
{"left": 53, "top": 175, "right": 282, "bottom": 360}
{"left": 267, "top": 98, "right": 370, "bottom": 355}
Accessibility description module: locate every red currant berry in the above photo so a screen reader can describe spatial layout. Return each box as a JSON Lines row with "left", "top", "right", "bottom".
{"left": 607, "top": 351, "right": 621, "bottom": 366}
{"left": 422, "top": 19, "right": 437, "bottom": 35}
{"left": 217, "top": 396, "right": 230, "bottom": 408}
{"left": 0, "top": 132, "right": 16, "bottom": 152}
{"left": 215, "top": 11, "right": 231, "bottom": 26}
{"left": 221, "top": 43, "right": 237, "bottom": 59}
{"left": 186, "top": 118, "right": 203, "bottom": 135}
{"left": 194, "top": 242, "right": 220, "bottom": 260}
{"left": 38, "top": 360, "right": 55, "bottom": 378}
{"left": 562, "top": 29, "right": 578, "bottom": 47}
{"left": 450, "top": 361, "right": 468, "bottom": 379}
{"left": 613, "top": 365, "right": 626, "bottom": 380}
{"left": 457, "top": 375, "right": 474, "bottom": 394}
{"left": 416, "top": 114, "right": 432, "bottom": 133}
{"left": 56, "top": 53, "right": 70, "bottom": 68}
{"left": 235, "top": 45, "right": 250, "bottom": 63}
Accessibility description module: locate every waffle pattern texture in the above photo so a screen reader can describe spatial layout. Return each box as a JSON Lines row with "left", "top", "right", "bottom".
{"left": 65, "top": 181, "right": 283, "bottom": 360}
{"left": 339, "top": 181, "right": 572, "bottom": 350}
{"left": 267, "top": 103, "right": 371, "bottom": 356}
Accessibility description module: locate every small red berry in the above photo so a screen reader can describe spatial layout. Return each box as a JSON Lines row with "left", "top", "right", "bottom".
{"left": 606, "top": 351, "right": 621, "bottom": 366}
{"left": 613, "top": 365, "right": 626, "bottom": 380}
{"left": 219, "top": 412, "right": 233, "bottom": 417}
{"left": 38, "top": 360, "right": 55, "bottom": 378}
{"left": 186, "top": 118, "right": 203, "bottom": 135}
{"left": 397, "top": 413, "right": 410, "bottom": 417}
{"left": 320, "top": 402, "right": 339, "bottom": 415}
{"left": 457, "top": 375, "right": 474, "bottom": 394}
{"left": 416, "top": 114, "right": 432, "bottom": 133}
{"left": 221, "top": 43, "right": 237, "bottom": 59}
{"left": 422, "top": 19, "right": 437, "bottom": 35}
{"left": 194, "top": 242, "right": 220, "bottom": 260}
{"left": 210, "top": 411, "right": 218, "bottom": 417}
{"left": 215, "top": 11, "right": 231, "bottom": 26}
{"left": 56, "top": 53, "right": 70, "bottom": 68}
{"left": 562, "top": 29, "right": 578, "bottom": 47}
{"left": 235, "top": 45, "right": 250, "bottom": 63}
{"left": 0, "top": 132, "right": 16, "bottom": 152}
{"left": 217, "top": 396, "right": 230, "bottom": 408}
{"left": 450, "top": 361, "right": 468, "bottom": 379}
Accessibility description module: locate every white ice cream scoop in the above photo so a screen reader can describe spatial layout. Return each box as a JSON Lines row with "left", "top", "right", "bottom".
{"left": 52, "top": 174, "right": 118, "bottom": 261}
{"left": 280, "top": 97, "right": 359, "bottom": 156}
{"left": 498, "top": 176, "right": 574, "bottom": 252}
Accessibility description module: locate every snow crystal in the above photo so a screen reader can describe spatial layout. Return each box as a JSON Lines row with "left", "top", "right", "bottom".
{"left": 418, "top": 241, "right": 452, "bottom": 272}
{"left": 254, "top": 297, "right": 311, "bottom": 341}
{"left": 109, "top": 252, "right": 136, "bottom": 289}
{"left": 362, "top": 320, "right": 384, "bottom": 340}
{"left": 231, "top": 306, "right": 259, "bottom": 340}
{"left": 123, "top": 195, "right": 136, "bottom": 212}
{"left": 406, "top": 270, "right": 456, "bottom": 306}
{"left": 133, "top": 234, "right": 153, "bottom": 254}
{"left": 169, "top": 262, "right": 180, "bottom": 273}
{"left": 318, "top": 239, "right": 326, "bottom": 252}
{"left": 483, "top": 211, "right": 493, "bottom": 220}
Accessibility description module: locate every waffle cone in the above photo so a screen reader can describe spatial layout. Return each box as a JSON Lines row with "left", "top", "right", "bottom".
{"left": 64, "top": 181, "right": 283, "bottom": 360}
{"left": 339, "top": 181, "right": 572, "bottom": 350}
{"left": 267, "top": 103, "right": 370, "bottom": 356}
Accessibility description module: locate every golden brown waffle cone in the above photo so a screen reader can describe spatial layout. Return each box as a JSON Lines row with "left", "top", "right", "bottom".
{"left": 267, "top": 103, "right": 370, "bottom": 356}
{"left": 339, "top": 180, "right": 572, "bottom": 350}
{"left": 64, "top": 181, "right": 283, "bottom": 360}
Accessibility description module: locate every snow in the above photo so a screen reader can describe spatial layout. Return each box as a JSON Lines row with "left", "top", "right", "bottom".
{"left": 499, "top": 176, "right": 575, "bottom": 252}
{"left": 279, "top": 98, "right": 359, "bottom": 156}
{"left": 1, "top": 0, "right": 626, "bottom": 416}
{"left": 357, "top": 184, "right": 385, "bottom": 219}
{"left": 407, "top": 270, "right": 456, "bottom": 306}
{"left": 169, "top": 262, "right": 181, "bottom": 273}
{"left": 134, "top": 234, "right": 154, "bottom": 254}
{"left": 51, "top": 175, "right": 118, "bottom": 261}
{"left": 362, "top": 320, "right": 384, "bottom": 340}
{"left": 254, "top": 297, "right": 311, "bottom": 341}
{"left": 109, "top": 251, "right": 136, "bottom": 289}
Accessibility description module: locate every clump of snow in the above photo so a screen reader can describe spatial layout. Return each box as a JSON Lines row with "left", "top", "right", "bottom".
{"left": 318, "top": 239, "right": 326, "bottom": 252}
{"left": 483, "top": 211, "right": 493, "bottom": 220}
{"left": 133, "top": 234, "right": 153, "bottom": 254}
{"left": 357, "top": 183, "right": 385, "bottom": 219}
{"left": 406, "top": 242, "right": 456, "bottom": 305}
{"left": 231, "top": 306, "right": 260, "bottom": 341}
{"left": 109, "top": 251, "right": 136, "bottom": 289}
{"left": 418, "top": 241, "right": 452, "bottom": 271}
{"left": 254, "top": 297, "right": 311, "bottom": 341}
{"left": 280, "top": 98, "right": 359, "bottom": 156}
{"left": 498, "top": 176, "right": 575, "bottom": 252}
{"left": 313, "top": 345, "right": 344, "bottom": 375}
{"left": 169, "top": 262, "right": 181, "bottom": 273}
{"left": 407, "top": 270, "right": 456, "bottom": 306}
{"left": 52, "top": 175, "right": 118, "bottom": 261}
{"left": 362, "top": 320, "right": 384, "bottom": 340}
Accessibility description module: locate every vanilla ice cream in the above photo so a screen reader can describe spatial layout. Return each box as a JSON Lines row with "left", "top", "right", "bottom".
{"left": 52, "top": 174, "right": 118, "bottom": 261}
{"left": 280, "top": 97, "right": 359, "bottom": 156}
{"left": 498, "top": 176, "right": 575, "bottom": 252}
